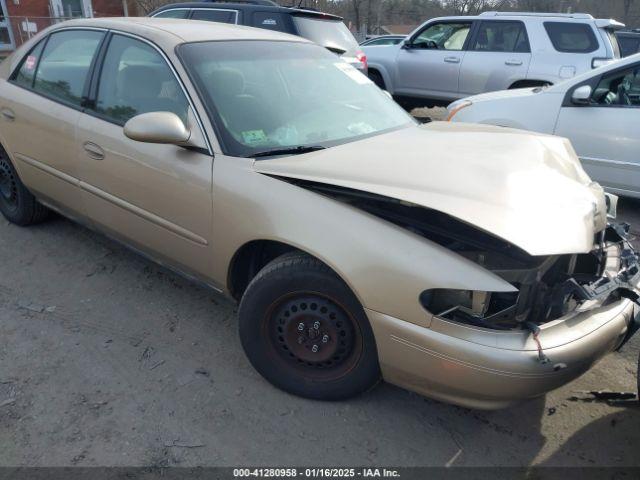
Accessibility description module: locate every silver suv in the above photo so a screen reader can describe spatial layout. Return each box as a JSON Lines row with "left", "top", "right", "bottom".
{"left": 364, "top": 12, "right": 624, "bottom": 109}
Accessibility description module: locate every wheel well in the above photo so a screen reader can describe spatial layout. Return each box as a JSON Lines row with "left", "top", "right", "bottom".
{"left": 367, "top": 68, "right": 386, "bottom": 88}
{"left": 228, "top": 240, "right": 299, "bottom": 301}
{"left": 509, "top": 79, "right": 552, "bottom": 89}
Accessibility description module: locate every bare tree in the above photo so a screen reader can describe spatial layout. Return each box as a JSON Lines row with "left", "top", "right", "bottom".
{"left": 443, "top": 0, "right": 511, "bottom": 15}
{"left": 131, "top": 0, "right": 176, "bottom": 15}
{"left": 623, "top": 0, "right": 636, "bottom": 23}
{"left": 350, "top": 0, "right": 366, "bottom": 32}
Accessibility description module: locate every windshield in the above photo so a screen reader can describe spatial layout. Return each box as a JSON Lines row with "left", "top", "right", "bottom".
{"left": 179, "top": 41, "right": 414, "bottom": 158}
{"left": 292, "top": 16, "right": 358, "bottom": 54}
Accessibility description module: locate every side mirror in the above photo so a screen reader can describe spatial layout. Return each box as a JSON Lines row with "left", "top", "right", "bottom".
{"left": 124, "top": 111, "right": 190, "bottom": 145}
{"left": 571, "top": 85, "right": 593, "bottom": 105}
{"left": 401, "top": 41, "right": 414, "bottom": 50}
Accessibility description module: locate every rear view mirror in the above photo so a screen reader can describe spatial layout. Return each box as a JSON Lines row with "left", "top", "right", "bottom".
{"left": 124, "top": 111, "right": 190, "bottom": 145}
{"left": 571, "top": 85, "right": 593, "bottom": 105}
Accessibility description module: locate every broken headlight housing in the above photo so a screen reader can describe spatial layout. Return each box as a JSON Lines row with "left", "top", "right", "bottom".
{"left": 420, "top": 289, "right": 520, "bottom": 330}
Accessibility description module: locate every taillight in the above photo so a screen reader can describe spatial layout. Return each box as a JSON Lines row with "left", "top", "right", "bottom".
{"left": 356, "top": 50, "right": 367, "bottom": 70}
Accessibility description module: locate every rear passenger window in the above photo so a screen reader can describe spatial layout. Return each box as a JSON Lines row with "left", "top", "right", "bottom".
{"left": 153, "top": 9, "right": 189, "bottom": 19}
{"left": 31, "top": 30, "right": 103, "bottom": 106}
{"left": 12, "top": 39, "right": 46, "bottom": 88}
{"left": 473, "top": 21, "right": 529, "bottom": 53}
{"left": 253, "top": 12, "right": 288, "bottom": 32}
{"left": 544, "top": 22, "right": 598, "bottom": 53}
{"left": 93, "top": 34, "right": 189, "bottom": 125}
{"left": 192, "top": 9, "right": 238, "bottom": 24}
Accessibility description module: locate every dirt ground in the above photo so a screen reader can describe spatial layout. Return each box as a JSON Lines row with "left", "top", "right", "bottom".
{"left": 0, "top": 194, "right": 639, "bottom": 467}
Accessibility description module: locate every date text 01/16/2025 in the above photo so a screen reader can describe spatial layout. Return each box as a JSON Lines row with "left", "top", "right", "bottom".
{"left": 233, "top": 468, "right": 401, "bottom": 478}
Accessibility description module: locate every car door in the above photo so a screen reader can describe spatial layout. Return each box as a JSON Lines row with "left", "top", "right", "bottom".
{"left": 75, "top": 33, "right": 214, "bottom": 279}
{"left": 0, "top": 29, "right": 105, "bottom": 219}
{"left": 554, "top": 64, "right": 640, "bottom": 196}
{"left": 458, "top": 20, "right": 531, "bottom": 96}
{"left": 394, "top": 20, "right": 473, "bottom": 99}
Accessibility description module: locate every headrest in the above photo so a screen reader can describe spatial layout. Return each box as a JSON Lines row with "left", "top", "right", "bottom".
{"left": 120, "top": 65, "right": 163, "bottom": 99}
{"left": 209, "top": 68, "right": 245, "bottom": 98}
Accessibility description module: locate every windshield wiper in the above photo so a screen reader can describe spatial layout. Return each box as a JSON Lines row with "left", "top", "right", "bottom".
{"left": 250, "top": 145, "right": 326, "bottom": 158}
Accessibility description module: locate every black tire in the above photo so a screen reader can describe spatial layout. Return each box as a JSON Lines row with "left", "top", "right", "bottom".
{"left": 239, "top": 252, "right": 380, "bottom": 400}
{"left": 0, "top": 149, "right": 48, "bottom": 226}
{"left": 368, "top": 70, "right": 386, "bottom": 90}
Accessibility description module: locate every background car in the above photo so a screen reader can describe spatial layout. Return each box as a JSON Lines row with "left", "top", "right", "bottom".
{"left": 448, "top": 53, "right": 640, "bottom": 199}
{"left": 365, "top": 11, "right": 624, "bottom": 109}
{"left": 149, "top": 0, "right": 368, "bottom": 73}
{"left": 360, "top": 35, "right": 405, "bottom": 46}
{"left": 617, "top": 29, "right": 640, "bottom": 56}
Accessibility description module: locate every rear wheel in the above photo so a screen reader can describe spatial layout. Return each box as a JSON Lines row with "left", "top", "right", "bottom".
{"left": 238, "top": 252, "right": 380, "bottom": 400}
{"left": 0, "top": 149, "right": 48, "bottom": 225}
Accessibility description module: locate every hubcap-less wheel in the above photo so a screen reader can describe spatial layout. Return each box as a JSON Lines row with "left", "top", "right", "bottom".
{"left": 0, "top": 157, "right": 18, "bottom": 213}
{"left": 239, "top": 252, "right": 380, "bottom": 400}
{"left": 266, "top": 293, "right": 362, "bottom": 380}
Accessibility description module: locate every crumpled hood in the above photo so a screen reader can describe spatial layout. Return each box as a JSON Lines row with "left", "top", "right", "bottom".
{"left": 253, "top": 122, "right": 607, "bottom": 256}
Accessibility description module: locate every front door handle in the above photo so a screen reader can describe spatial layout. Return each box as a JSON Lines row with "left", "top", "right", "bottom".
{"left": 505, "top": 60, "right": 523, "bottom": 66}
{"left": 444, "top": 56, "right": 461, "bottom": 64}
{"left": 0, "top": 108, "right": 15, "bottom": 121}
{"left": 83, "top": 141, "right": 105, "bottom": 160}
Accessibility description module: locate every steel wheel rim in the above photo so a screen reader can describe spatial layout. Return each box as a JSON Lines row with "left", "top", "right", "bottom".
{"left": 264, "top": 292, "right": 362, "bottom": 381}
{"left": 0, "top": 157, "right": 18, "bottom": 212}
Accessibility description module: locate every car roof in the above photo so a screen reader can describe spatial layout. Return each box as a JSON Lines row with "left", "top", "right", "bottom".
{"left": 49, "top": 16, "right": 309, "bottom": 44}
{"left": 426, "top": 11, "right": 614, "bottom": 22}
{"left": 152, "top": 2, "right": 343, "bottom": 20}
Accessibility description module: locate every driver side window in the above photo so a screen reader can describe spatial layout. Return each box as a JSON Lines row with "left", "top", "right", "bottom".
{"left": 412, "top": 22, "right": 472, "bottom": 50}
{"left": 93, "top": 34, "right": 190, "bottom": 125}
{"left": 592, "top": 66, "right": 640, "bottom": 107}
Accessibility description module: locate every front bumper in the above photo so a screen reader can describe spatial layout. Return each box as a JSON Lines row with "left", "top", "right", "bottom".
{"left": 367, "top": 224, "right": 640, "bottom": 410}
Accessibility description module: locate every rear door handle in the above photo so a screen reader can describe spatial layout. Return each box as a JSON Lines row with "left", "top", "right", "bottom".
{"left": 505, "top": 60, "right": 523, "bottom": 66}
{"left": 83, "top": 141, "right": 105, "bottom": 160}
{"left": 444, "top": 56, "right": 461, "bottom": 64}
{"left": 1, "top": 108, "right": 15, "bottom": 121}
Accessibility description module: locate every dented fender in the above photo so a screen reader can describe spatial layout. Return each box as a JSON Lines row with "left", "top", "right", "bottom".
{"left": 210, "top": 155, "right": 515, "bottom": 328}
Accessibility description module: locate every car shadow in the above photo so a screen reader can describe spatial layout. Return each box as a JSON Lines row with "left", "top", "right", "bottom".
{"left": 538, "top": 407, "right": 640, "bottom": 466}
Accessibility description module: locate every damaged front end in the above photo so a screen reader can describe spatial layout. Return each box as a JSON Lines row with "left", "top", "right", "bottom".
{"left": 269, "top": 176, "right": 640, "bottom": 408}
{"left": 289, "top": 179, "right": 640, "bottom": 337}
{"left": 422, "top": 224, "right": 640, "bottom": 334}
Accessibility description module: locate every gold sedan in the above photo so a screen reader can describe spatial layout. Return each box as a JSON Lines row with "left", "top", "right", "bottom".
{"left": 0, "top": 18, "right": 638, "bottom": 409}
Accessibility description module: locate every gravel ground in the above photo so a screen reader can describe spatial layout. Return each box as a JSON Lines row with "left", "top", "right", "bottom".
{"left": 0, "top": 198, "right": 638, "bottom": 468}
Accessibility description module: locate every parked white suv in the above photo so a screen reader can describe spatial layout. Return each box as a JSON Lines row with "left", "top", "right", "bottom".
{"left": 448, "top": 53, "right": 640, "bottom": 199}
{"left": 364, "top": 12, "right": 624, "bottom": 109}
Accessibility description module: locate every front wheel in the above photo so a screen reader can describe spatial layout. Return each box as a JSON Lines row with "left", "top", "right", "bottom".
{"left": 238, "top": 252, "right": 380, "bottom": 400}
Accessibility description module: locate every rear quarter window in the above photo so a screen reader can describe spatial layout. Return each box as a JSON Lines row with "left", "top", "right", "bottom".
{"left": 12, "top": 39, "right": 46, "bottom": 88}
{"left": 618, "top": 35, "right": 640, "bottom": 57}
{"left": 192, "top": 9, "right": 238, "bottom": 24}
{"left": 544, "top": 22, "right": 599, "bottom": 53}
{"left": 153, "top": 9, "right": 189, "bottom": 19}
